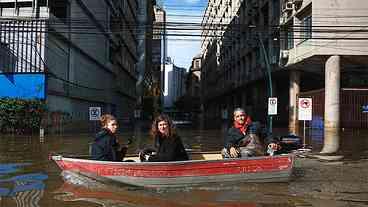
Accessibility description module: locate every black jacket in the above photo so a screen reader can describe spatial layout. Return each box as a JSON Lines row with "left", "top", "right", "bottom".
{"left": 148, "top": 134, "right": 189, "bottom": 162}
{"left": 224, "top": 124, "right": 263, "bottom": 152}
{"left": 91, "top": 129, "right": 122, "bottom": 161}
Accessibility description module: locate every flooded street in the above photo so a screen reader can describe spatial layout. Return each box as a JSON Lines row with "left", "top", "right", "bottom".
{"left": 1, "top": 126, "right": 368, "bottom": 207}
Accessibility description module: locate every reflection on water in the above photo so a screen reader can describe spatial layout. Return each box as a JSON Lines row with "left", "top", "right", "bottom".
{"left": 0, "top": 127, "right": 368, "bottom": 207}
{"left": 55, "top": 171, "right": 263, "bottom": 207}
{"left": 0, "top": 163, "right": 47, "bottom": 207}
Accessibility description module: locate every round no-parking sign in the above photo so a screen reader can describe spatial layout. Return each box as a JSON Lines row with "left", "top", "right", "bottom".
{"left": 298, "top": 98, "right": 312, "bottom": 121}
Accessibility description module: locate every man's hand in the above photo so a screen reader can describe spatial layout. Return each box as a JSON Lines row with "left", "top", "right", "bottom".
{"left": 229, "top": 147, "right": 239, "bottom": 158}
{"left": 268, "top": 143, "right": 279, "bottom": 150}
{"left": 268, "top": 143, "right": 280, "bottom": 150}
{"left": 267, "top": 143, "right": 281, "bottom": 156}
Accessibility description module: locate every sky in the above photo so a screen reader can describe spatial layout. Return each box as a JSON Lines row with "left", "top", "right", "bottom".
{"left": 163, "top": 0, "right": 207, "bottom": 69}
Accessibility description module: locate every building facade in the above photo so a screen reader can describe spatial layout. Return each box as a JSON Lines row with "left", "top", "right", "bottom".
{"left": 136, "top": 0, "right": 157, "bottom": 119}
{"left": 187, "top": 54, "right": 201, "bottom": 98}
{"left": 201, "top": 0, "right": 284, "bottom": 125}
{"left": 0, "top": 0, "right": 145, "bottom": 132}
{"left": 179, "top": 54, "right": 201, "bottom": 115}
{"left": 200, "top": 0, "right": 368, "bottom": 130}
{"left": 280, "top": 0, "right": 368, "bottom": 131}
{"left": 162, "top": 57, "right": 186, "bottom": 110}
{"left": 151, "top": 5, "right": 166, "bottom": 114}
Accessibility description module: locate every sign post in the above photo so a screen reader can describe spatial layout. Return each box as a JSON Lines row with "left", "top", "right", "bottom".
{"left": 134, "top": 109, "right": 141, "bottom": 119}
{"left": 298, "top": 98, "right": 312, "bottom": 148}
{"left": 362, "top": 105, "right": 368, "bottom": 113}
{"left": 89, "top": 107, "right": 101, "bottom": 133}
{"left": 268, "top": 97, "right": 278, "bottom": 115}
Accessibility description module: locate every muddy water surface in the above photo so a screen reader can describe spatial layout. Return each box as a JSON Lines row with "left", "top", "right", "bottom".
{"left": 0, "top": 127, "right": 368, "bottom": 207}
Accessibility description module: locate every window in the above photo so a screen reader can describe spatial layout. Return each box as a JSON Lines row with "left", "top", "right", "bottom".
{"left": 284, "top": 23, "right": 294, "bottom": 50}
{"left": 194, "top": 60, "right": 200, "bottom": 69}
{"left": 297, "top": 5, "right": 312, "bottom": 44}
{"left": 301, "top": 15, "right": 312, "bottom": 41}
{"left": 49, "top": 0, "right": 68, "bottom": 20}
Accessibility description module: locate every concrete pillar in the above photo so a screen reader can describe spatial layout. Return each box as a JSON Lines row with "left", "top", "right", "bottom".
{"left": 289, "top": 70, "right": 300, "bottom": 134}
{"left": 324, "top": 55, "right": 341, "bottom": 129}
{"left": 320, "top": 129, "right": 340, "bottom": 154}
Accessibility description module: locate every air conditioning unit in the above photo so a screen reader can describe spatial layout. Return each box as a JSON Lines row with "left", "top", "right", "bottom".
{"left": 283, "top": 2, "right": 293, "bottom": 12}
{"left": 293, "top": 0, "right": 303, "bottom": 10}
{"left": 280, "top": 50, "right": 289, "bottom": 59}
{"left": 292, "top": 0, "right": 303, "bottom": 4}
{"left": 279, "top": 16, "right": 286, "bottom": 25}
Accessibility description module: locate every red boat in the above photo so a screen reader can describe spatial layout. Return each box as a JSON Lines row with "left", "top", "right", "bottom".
{"left": 51, "top": 152, "right": 294, "bottom": 188}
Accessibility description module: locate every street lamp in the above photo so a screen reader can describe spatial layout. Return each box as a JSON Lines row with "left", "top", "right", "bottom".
{"left": 250, "top": 26, "right": 274, "bottom": 135}
{"left": 258, "top": 32, "right": 273, "bottom": 135}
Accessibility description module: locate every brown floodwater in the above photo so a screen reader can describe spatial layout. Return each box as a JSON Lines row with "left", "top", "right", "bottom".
{"left": 0, "top": 125, "right": 368, "bottom": 207}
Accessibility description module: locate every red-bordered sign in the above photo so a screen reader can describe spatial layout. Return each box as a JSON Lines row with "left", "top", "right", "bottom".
{"left": 298, "top": 98, "right": 312, "bottom": 121}
{"left": 299, "top": 99, "right": 311, "bottom": 108}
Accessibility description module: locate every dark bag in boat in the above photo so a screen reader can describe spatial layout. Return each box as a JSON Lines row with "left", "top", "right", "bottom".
{"left": 139, "top": 148, "right": 156, "bottom": 162}
{"left": 115, "top": 145, "right": 128, "bottom": 161}
{"left": 267, "top": 134, "right": 302, "bottom": 155}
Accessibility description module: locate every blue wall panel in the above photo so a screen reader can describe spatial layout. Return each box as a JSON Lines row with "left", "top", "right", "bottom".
{"left": 0, "top": 73, "right": 45, "bottom": 99}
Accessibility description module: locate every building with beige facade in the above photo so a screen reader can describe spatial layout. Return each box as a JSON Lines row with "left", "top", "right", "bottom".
{"left": 280, "top": 0, "right": 368, "bottom": 131}
{"left": 200, "top": 0, "right": 368, "bottom": 129}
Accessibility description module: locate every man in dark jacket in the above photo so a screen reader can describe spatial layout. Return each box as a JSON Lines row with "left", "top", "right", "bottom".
{"left": 222, "top": 108, "right": 278, "bottom": 158}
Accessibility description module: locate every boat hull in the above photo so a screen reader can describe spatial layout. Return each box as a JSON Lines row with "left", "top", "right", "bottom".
{"left": 52, "top": 155, "right": 294, "bottom": 188}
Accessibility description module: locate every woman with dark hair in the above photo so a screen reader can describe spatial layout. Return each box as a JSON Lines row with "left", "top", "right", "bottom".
{"left": 140, "top": 114, "right": 189, "bottom": 162}
{"left": 91, "top": 114, "right": 127, "bottom": 161}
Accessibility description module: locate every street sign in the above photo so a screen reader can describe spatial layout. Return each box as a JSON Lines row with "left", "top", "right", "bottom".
{"left": 134, "top": 109, "right": 141, "bottom": 118}
{"left": 298, "top": 98, "right": 312, "bottom": 121}
{"left": 268, "top": 97, "right": 277, "bottom": 115}
{"left": 221, "top": 109, "right": 228, "bottom": 119}
{"left": 89, "top": 107, "right": 101, "bottom": 121}
{"left": 362, "top": 105, "right": 368, "bottom": 113}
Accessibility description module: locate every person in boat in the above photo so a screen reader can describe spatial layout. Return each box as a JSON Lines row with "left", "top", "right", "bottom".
{"left": 139, "top": 114, "right": 189, "bottom": 162}
{"left": 91, "top": 114, "right": 127, "bottom": 161}
{"left": 222, "top": 108, "right": 280, "bottom": 158}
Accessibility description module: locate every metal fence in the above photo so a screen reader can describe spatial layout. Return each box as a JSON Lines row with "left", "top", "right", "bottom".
{"left": 0, "top": 19, "right": 46, "bottom": 73}
{"left": 299, "top": 88, "right": 368, "bottom": 129}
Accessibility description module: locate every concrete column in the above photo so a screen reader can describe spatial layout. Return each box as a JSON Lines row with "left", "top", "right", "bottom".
{"left": 320, "top": 129, "right": 340, "bottom": 154}
{"left": 289, "top": 70, "right": 300, "bottom": 134}
{"left": 324, "top": 55, "right": 341, "bottom": 129}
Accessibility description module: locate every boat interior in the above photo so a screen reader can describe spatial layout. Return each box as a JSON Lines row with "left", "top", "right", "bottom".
{"left": 123, "top": 151, "right": 223, "bottom": 162}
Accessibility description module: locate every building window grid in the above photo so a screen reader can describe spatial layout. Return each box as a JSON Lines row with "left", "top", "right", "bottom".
{"left": 301, "top": 15, "right": 312, "bottom": 42}
{"left": 286, "top": 26, "right": 294, "bottom": 50}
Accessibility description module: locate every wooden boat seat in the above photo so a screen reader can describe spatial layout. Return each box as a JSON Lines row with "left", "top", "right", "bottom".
{"left": 190, "top": 152, "right": 222, "bottom": 160}
{"left": 123, "top": 152, "right": 223, "bottom": 162}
